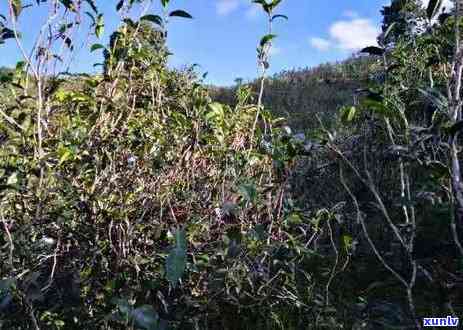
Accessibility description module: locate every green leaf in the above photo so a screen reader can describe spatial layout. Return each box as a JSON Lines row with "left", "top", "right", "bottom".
{"left": 95, "top": 14, "right": 104, "bottom": 38}
{"left": 249, "top": 224, "right": 266, "bottom": 241}
{"left": 208, "top": 102, "right": 223, "bottom": 113}
{"left": 426, "top": 0, "right": 442, "bottom": 20}
{"left": 383, "top": 22, "right": 396, "bottom": 41}
{"left": 165, "top": 229, "right": 187, "bottom": 287}
{"left": 286, "top": 213, "right": 303, "bottom": 225}
{"left": 238, "top": 183, "right": 257, "bottom": 203}
{"left": 271, "top": 14, "right": 288, "bottom": 21}
{"left": 341, "top": 106, "right": 357, "bottom": 123}
{"left": 360, "top": 46, "right": 384, "bottom": 56}
{"left": 206, "top": 102, "right": 224, "bottom": 121}
{"left": 90, "top": 43, "right": 104, "bottom": 52}
{"left": 58, "top": 146, "right": 73, "bottom": 164}
{"left": 253, "top": 0, "right": 281, "bottom": 14}
{"left": 1, "top": 28, "right": 15, "bottom": 41}
{"left": 63, "top": 36, "right": 73, "bottom": 50}
{"left": 116, "top": 0, "right": 124, "bottom": 11}
{"left": 131, "top": 305, "right": 159, "bottom": 330}
{"left": 347, "top": 106, "right": 357, "bottom": 122}
{"left": 161, "top": 0, "right": 169, "bottom": 8}
{"left": 6, "top": 172, "right": 18, "bottom": 186}
{"left": 253, "top": 0, "right": 270, "bottom": 14}
{"left": 140, "top": 14, "right": 163, "bottom": 26}
{"left": 342, "top": 234, "right": 353, "bottom": 253}
{"left": 270, "top": 0, "right": 282, "bottom": 10}
{"left": 166, "top": 248, "right": 186, "bottom": 287}
{"left": 85, "top": 11, "right": 96, "bottom": 25}
{"left": 11, "top": 0, "right": 22, "bottom": 18}
{"left": 260, "top": 34, "right": 277, "bottom": 47}
{"left": 15, "top": 60, "right": 25, "bottom": 71}
{"left": 58, "top": 23, "right": 74, "bottom": 33}
{"left": 175, "top": 228, "right": 187, "bottom": 251}
{"left": 169, "top": 10, "right": 193, "bottom": 19}
{"left": 60, "top": 0, "right": 74, "bottom": 10}
{"left": 123, "top": 18, "right": 137, "bottom": 28}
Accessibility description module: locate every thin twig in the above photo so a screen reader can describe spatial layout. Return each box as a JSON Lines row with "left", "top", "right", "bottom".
{"left": 1, "top": 211, "right": 14, "bottom": 268}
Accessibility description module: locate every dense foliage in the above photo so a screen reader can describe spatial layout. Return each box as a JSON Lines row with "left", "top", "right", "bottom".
{"left": 1, "top": 0, "right": 463, "bottom": 329}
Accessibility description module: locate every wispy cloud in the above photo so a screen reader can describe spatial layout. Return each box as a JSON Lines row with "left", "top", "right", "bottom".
{"left": 245, "top": 4, "right": 260, "bottom": 20}
{"left": 216, "top": 0, "right": 240, "bottom": 16}
{"left": 309, "top": 37, "right": 331, "bottom": 51}
{"left": 216, "top": 0, "right": 264, "bottom": 19}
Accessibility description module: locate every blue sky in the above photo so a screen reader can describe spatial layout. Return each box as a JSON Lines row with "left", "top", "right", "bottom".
{"left": 0, "top": 0, "right": 442, "bottom": 86}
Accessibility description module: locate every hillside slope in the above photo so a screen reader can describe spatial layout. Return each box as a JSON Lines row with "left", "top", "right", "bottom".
{"left": 210, "top": 55, "right": 378, "bottom": 131}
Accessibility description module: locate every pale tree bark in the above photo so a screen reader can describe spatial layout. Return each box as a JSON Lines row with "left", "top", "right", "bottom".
{"left": 448, "top": 0, "right": 463, "bottom": 256}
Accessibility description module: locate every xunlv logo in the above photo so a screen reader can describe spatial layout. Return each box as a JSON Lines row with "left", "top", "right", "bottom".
{"left": 423, "top": 316, "right": 459, "bottom": 327}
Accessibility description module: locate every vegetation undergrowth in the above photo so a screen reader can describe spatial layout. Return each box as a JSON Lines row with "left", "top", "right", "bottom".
{"left": 1, "top": 0, "right": 463, "bottom": 329}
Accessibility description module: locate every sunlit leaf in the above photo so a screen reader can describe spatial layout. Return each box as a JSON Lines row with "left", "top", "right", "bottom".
{"left": 95, "top": 14, "right": 104, "bottom": 38}
{"left": 141, "top": 14, "right": 163, "bottom": 26}
{"left": 6, "top": 172, "right": 18, "bottom": 186}
{"left": 11, "top": 0, "right": 22, "bottom": 18}
{"left": 342, "top": 234, "right": 353, "bottom": 253}
{"left": 90, "top": 43, "right": 104, "bottom": 52}
{"left": 260, "top": 34, "right": 277, "bottom": 47}
{"left": 59, "top": 0, "right": 75, "bottom": 11}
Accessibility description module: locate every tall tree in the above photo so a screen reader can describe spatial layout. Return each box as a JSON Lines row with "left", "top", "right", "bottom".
{"left": 381, "top": 0, "right": 426, "bottom": 45}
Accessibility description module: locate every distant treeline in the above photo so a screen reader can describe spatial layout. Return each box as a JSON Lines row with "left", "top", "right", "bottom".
{"left": 210, "top": 55, "right": 378, "bottom": 131}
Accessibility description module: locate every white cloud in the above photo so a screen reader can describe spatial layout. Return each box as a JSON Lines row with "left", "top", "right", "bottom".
{"left": 310, "top": 17, "right": 379, "bottom": 52}
{"left": 329, "top": 18, "right": 379, "bottom": 50}
{"left": 308, "top": 0, "right": 454, "bottom": 52}
{"left": 216, "top": 0, "right": 240, "bottom": 16}
{"left": 442, "top": 0, "right": 453, "bottom": 10}
{"left": 310, "top": 37, "right": 332, "bottom": 51}
{"left": 245, "top": 4, "right": 260, "bottom": 20}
